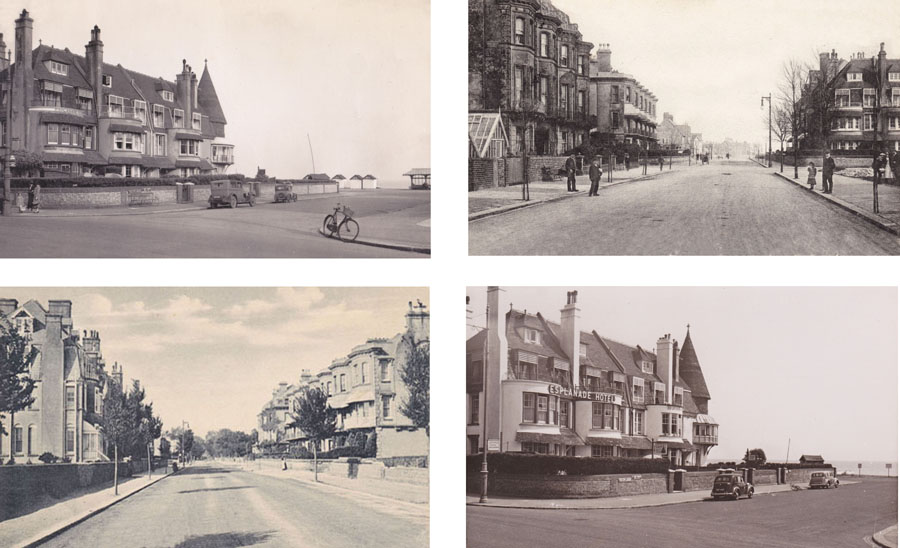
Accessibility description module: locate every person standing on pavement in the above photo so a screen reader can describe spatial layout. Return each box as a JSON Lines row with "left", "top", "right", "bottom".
{"left": 822, "top": 152, "right": 836, "bottom": 194}
{"left": 624, "top": 152, "right": 631, "bottom": 171}
{"left": 26, "top": 183, "right": 35, "bottom": 212}
{"left": 807, "top": 161, "right": 817, "bottom": 190}
{"left": 890, "top": 150, "right": 900, "bottom": 184}
{"left": 32, "top": 183, "right": 40, "bottom": 213}
{"left": 658, "top": 155, "right": 664, "bottom": 171}
{"left": 641, "top": 154, "right": 648, "bottom": 175}
{"left": 565, "top": 153, "right": 577, "bottom": 192}
{"left": 873, "top": 152, "right": 887, "bottom": 213}
{"left": 588, "top": 156, "right": 602, "bottom": 197}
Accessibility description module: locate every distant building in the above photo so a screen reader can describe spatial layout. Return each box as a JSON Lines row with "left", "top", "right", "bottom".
{"left": 657, "top": 113, "right": 693, "bottom": 151}
{"left": 0, "top": 299, "right": 118, "bottom": 463}
{"left": 802, "top": 43, "right": 900, "bottom": 153}
{"left": 466, "top": 288, "right": 718, "bottom": 466}
{"left": 362, "top": 174, "right": 378, "bottom": 189}
{"left": 0, "top": 9, "right": 234, "bottom": 178}
{"left": 799, "top": 454, "right": 825, "bottom": 465}
{"left": 403, "top": 168, "right": 431, "bottom": 189}
{"left": 590, "top": 44, "right": 658, "bottom": 150}
{"left": 259, "top": 301, "right": 430, "bottom": 459}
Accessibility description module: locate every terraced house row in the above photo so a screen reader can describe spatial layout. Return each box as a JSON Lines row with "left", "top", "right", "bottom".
{"left": 258, "top": 302, "right": 430, "bottom": 459}
{"left": 466, "top": 288, "right": 719, "bottom": 467}
{"left": 468, "top": 0, "right": 659, "bottom": 158}
{"left": 0, "top": 9, "right": 234, "bottom": 178}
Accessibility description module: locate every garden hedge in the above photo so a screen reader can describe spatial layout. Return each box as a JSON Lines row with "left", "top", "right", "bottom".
{"left": 9, "top": 173, "right": 246, "bottom": 189}
{"left": 466, "top": 453, "right": 671, "bottom": 476}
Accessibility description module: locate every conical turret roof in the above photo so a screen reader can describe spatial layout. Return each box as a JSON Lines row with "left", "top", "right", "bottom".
{"left": 679, "top": 326, "right": 710, "bottom": 399}
{"left": 198, "top": 62, "right": 226, "bottom": 124}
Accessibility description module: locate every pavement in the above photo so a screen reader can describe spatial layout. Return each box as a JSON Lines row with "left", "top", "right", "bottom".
{"left": 469, "top": 160, "right": 690, "bottom": 220}
{"left": 466, "top": 481, "right": 854, "bottom": 510}
{"left": 874, "top": 524, "right": 899, "bottom": 548}
{"left": 0, "top": 464, "right": 171, "bottom": 548}
{"left": 38, "top": 462, "right": 427, "bottom": 548}
{"left": 469, "top": 159, "right": 900, "bottom": 255}
{"left": 468, "top": 476, "right": 897, "bottom": 548}
{"left": 773, "top": 170, "right": 900, "bottom": 236}
{"left": 0, "top": 189, "right": 429, "bottom": 258}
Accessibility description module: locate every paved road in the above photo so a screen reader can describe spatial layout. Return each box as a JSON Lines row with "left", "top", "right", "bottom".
{"left": 42, "top": 463, "right": 428, "bottom": 548}
{"left": 467, "top": 477, "right": 897, "bottom": 548}
{"left": 469, "top": 161, "right": 900, "bottom": 255}
{"left": 0, "top": 190, "right": 428, "bottom": 258}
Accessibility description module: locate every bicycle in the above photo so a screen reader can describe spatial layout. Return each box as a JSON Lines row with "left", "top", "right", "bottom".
{"left": 323, "top": 203, "right": 360, "bottom": 241}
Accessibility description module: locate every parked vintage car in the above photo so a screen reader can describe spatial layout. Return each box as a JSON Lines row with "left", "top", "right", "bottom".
{"left": 209, "top": 179, "right": 256, "bottom": 208}
{"left": 274, "top": 183, "right": 298, "bottom": 203}
{"left": 808, "top": 471, "right": 839, "bottom": 489}
{"left": 711, "top": 471, "right": 754, "bottom": 500}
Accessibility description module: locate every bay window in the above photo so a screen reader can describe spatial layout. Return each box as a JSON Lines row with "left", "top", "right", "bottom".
{"left": 662, "top": 413, "right": 681, "bottom": 436}
{"left": 559, "top": 400, "right": 571, "bottom": 429}
{"left": 47, "top": 124, "right": 59, "bottom": 145}
{"left": 179, "top": 139, "right": 199, "bottom": 155}
{"left": 536, "top": 394, "right": 548, "bottom": 423}
{"left": 633, "top": 409, "right": 644, "bottom": 435}
{"left": 539, "top": 32, "right": 549, "bottom": 57}
{"left": 592, "top": 402, "right": 620, "bottom": 430}
{"left": 522, "top": 392, "right": 535, "bottom": 422}
{"left": 514, "top": 17, "right": 525, "bottom": 44}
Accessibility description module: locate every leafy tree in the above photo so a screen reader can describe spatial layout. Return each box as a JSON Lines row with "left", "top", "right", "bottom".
{"left": 101, "top": 380, "right": 131, "bottom": 495}
{"left": 289, "top": 387, "right": 336, "bottom": 482}
{"left": 189, "top": 436, "right": 206, "bottom": 460}
{"left": 0, "top": 323, "right": 38, "bottom": 463}
{"left": 400, "top": 342, "right": 430, "bottom": 436}
{"left": 158, "top": 437, "right": 171, "bottom": 460}
{"left": 205, "top": 429, "right": 255, "bottom": 458}
{"left": 10, "top": 150, "right": 43, "bottom": 178}
{"left": 169, "top": 426, "right": 195, "bottom": 461}
{"left": 743, "top": 448, "right": 767, "bottom": 465}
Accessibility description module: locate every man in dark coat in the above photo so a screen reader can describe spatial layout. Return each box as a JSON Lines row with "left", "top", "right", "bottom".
{"left": 822, "top": 152, "right": 836, "bottom": 194}
{"left": 565, "top": 154, "right": 577, "bottom": 192}
{"left": 890, "top": 150, "right": 900, "bottom": 184}
{"left": 658, "top": 155, "right": 665, "bottom": 171}
{"left": 624, "top": 152, "right": 631, "bottom": 171}
{"left": 588, "top": 157, "right": 603, "bottom": 196}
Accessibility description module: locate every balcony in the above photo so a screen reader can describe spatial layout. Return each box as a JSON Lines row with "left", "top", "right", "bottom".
{"left": 211, "top": 152, "right": 234, "bottom": 164}
{"left": 693, "top": 434, "right": 718, "bottom": 445}
{"left": 31, "top": 98, "right": 92, "bottom": 116}
{"left": 100, "top": 105, "right": 144, "bottom": 122}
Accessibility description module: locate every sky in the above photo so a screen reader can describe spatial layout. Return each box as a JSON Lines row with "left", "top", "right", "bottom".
{"left": 0, "top": 0, "right": 430, "bottom": 184}
{"left": 3, "top": 287, "right": 428, "bottom": 438}
{"left": 467, "top": 286, "right": 898, "bottom": 463}
{"left": 550, "top": 0, "right": 900, "bottom": 148}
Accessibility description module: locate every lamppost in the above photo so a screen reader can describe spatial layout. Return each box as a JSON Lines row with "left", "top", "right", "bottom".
{"left": 181, "top": 420, "right": 189, "bottom": 466}
{"left": 761, "top": 94, "right": 772, "bottom": 168}
{"left": 479, "top": 302, "right": 490, "bottom": 503}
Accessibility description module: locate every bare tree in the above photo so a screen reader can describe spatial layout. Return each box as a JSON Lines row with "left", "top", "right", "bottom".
{"left": 767, "top": 105, "right": 792, "bottom": 173}
{"left": 777, "top": 59, "right": 808, "bottom": 179}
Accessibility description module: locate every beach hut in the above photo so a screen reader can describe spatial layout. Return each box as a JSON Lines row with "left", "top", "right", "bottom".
{"left": 799, "top": 455, "right": 825, "bottom": 465}
{"left": 362, "top": 174, "right": 378, "bottom": 190}
{"left": 403, "top": 168, "right": 431, "bottom": 190}
{"left": 350, "top": 174, "right": 364, "bottom": 189}
{"left": 333, "top": 174, "right": 349, "bottom": 189}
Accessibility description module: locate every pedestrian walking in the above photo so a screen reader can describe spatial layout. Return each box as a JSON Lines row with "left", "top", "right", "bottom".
{"left": 588, "top": 157, "right": 602, "bottom": 197}
{"left": 31, "top": 183, "right": 40, "bottom": 213}
{"left": 806, "top": 162, "right": 817, "bottom": 190}
{"left": 565, "top": 154, "right": 577, "bottom": 192}
{"left": 641, "top": 154, "right": 648, "bottom": 175}
{"left": 890, "top": 150, "right": 900, "bottom": 185}
{"left": 873, "top": 152, "right": 887, "bottom": 213}
{"left": 658, "top": 155, "right": 664, "bottom": 171}
{"left": 26, "top": 183, "right": 36, "bottom": 212}
{"left": 822, "top": 152, "right": 836, "bottom": 194}
{"left": 624, "top": 152, "right": 631, "bottom": 171}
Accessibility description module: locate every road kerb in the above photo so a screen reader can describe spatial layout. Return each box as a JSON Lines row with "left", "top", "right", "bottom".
{"left": 468, "top": 170, "right": 678, "bottom": 222}
{"left": 772, "top": 171, "right": 900, "bottom": 236}
{"left": 316, "top": 228, "right": 430, "bottom": 255}
{"left": 17, "top": 470, "right": 173, "bottom": 548}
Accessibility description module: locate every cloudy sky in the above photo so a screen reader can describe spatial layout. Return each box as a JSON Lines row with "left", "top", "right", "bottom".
{"left": 0, "top": 0, "right": 430, "bottom": 185}
{"left": 4, "top": 288, "right": 427, "bottom": 438}
{"left": 550, "top": 0, "right": 900, "bottom": 147}
{"left": 467, "top": 286, "right": 898, "bottom": 463}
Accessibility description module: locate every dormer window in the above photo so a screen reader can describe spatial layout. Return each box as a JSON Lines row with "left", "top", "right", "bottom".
{"left": 153, "top": 104, "right": 166, "bottom": 127}
{"left": 632, "top": 377, "right": 644, "bottom": 403}
{"left": 48, "top": 60, "right": 68, "bottom": 76}
{"left": 524, "top": 328, "right": 541, "bottom": 344}
{"left": 161, "top": 90, "right": 174, "bottom": 102}
{"left": 847, "top": 72, "right": 862, "bottom": 82}
{"left": 674, "top": 386, "right": 684, "bottom": 406}
{"left": 192, "top": 112, "right": 202, "bottom": 130}
{"left": 173, "top": 109, "right": 184, "bottom": 128}
{"left": 641, "top": 360, "right": 653, "bottom": 374}
{"left": 889, "top": 72, "right": 900, "bottom": 82}
{"left": 579, "top": 343, "right": 587, "bottom": 357}
{"left": 102, "top": 74, "right": 112, "bottom": 87}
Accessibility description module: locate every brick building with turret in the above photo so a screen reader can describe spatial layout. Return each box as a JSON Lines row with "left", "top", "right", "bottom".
{"left": 0, "top": 9, "right": 234, "bottom": 178}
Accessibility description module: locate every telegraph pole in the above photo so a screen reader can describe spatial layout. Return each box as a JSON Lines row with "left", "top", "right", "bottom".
{"left": 761, "top": 94, "right": 772, "bottom": 167}
{"left": 2, "top": 51, "right": 13, "bottom": 216}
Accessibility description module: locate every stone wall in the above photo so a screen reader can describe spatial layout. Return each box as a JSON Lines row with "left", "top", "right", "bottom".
{"left": 752, "top": 469, "right": 777, "bottom": 485}
{"left": 258, "top": 457, "right": 428, "bottom": 485}
{"left": 9, "top": 181, "right": 339, "bottom": 209}
{"left": 526, "top": 155, "right": 568, "bottom": 182}
{"left": 0, "top": 461, "right": 135, "bottom": 521}
{"left": 785, "top": 467, "right": 836, "bottom": 485}
{"left": 466, "top": 472, "right": 669, "bottom": 499}
{"left": 469, "top": 158, "right": 496, "bottom": 191}
{"left": 683, "top": 470, "right": 719, "bottom": 492}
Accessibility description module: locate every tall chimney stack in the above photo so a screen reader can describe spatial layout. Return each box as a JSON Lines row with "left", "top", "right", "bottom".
{"left": 13, "top": 10, "right": 34, "bottom": 146}
{"left": 559, "top": 290, "right": 581, "bottom": 387}
{"left": 656, "top": 334, "right": 675, "bottom": 403}
{"left": 484, "top": 287, "right": 505, "bottom": 451}
{"left": 85, "top": 25, "right": 103, "bottom": 116}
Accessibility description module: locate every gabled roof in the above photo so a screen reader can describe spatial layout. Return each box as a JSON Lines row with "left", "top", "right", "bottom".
{"left": 505, "top": 309, "right": 566, "bottom": 361}
{"left": 303, "top": 173, "right": 331, "bottom": 180}
{"left": 198, "top": 63, "right": 226, "bottom": 124}
{"left": 679, "top": 328, "right": 710, "bottom": 399}
{"left": 333, "top": 174, "right": 346, "bottom": 180}
{"left": 403, "top": 168, "right": 430, "bottom": 176}
{"left": 350, "top": 174, "right": 363, "bottom": 180}
{"left": 363, "top": 174, "right": 377, "bottom": 179}
{"left": 31, "top": 45, "right": 92, "bottom": 90}
{"left": 468, "top": 112, "right": 508, "bottom": 159}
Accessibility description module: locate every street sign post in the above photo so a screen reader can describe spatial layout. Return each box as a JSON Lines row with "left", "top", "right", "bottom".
{"left": 858, "top": 463, "right": 862, "bottom": 477}
{"left": 487, "top": 439, "right": 500, "bottom": 452}
{"left": 887, "top": 463, "right": 892, "bottom": 477}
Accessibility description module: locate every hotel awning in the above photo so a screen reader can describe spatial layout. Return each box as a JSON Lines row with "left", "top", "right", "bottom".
{"left": 695, "top": 414, "right": 718, "bottom": 425}
{"left": 141, "top": 156, "right": 175, "bottom": 169}
{"left": 584, "top": 436, "right": 621, "bottom": 446}
{"left": 619, "top": 436, "right": 653, "bottom": 450}
{"left": 516, "top": 430, "right": 584, "bottom": 446}
{"left": 41, "top": 112, "right": 96, "bottom": 125}
{"left": 108, "top": 123, "right": 144, "bottom": 134}
{"left": 107, "top": 154, "right": 143, "bottom": 166}
{"left": 175, "top": 132, "right": 203, "bottom": 141}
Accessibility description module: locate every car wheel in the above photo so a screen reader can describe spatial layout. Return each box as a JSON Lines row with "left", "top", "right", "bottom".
{"left": 249, "top": 196, "right": 255, "bottom": 207}
{"left": 748, "top": 489, "right": 753, "bottom": 499}
{"left": 733, "top": 489, "right": 740, "bottom": 500}
{"left": 229, "top": 195, "right": 237, "bottom": 209}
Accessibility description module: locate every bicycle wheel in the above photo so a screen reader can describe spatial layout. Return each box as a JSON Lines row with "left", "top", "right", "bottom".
{"left": 323, "top": 214, "right": 336, "bottom": 236}
{"left": 338, "top": 219, "right": 359, "bottom": 242}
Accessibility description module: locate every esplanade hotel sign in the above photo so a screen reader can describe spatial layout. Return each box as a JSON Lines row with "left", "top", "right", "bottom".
{"left": 466, "top": 288, "right": 719, "bottom": 465}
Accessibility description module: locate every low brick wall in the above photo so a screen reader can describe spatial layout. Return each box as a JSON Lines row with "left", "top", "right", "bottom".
{"left": 259, "top": 457, "right": 428, "bottom": 485}
{"left": 526, "top": 155, "right": 568, "bottom": 182}
{"left": 782, "top": 155, "right": 877, "bottom": 169}
{"left": 752, "top": 469, "right": 778, "bottom": 485}
{"left": 0, "top": 461, "right": 134, "bottom": 521}
{"left": 683, "top": 470, "right": 719, "bottom": 492}
{"left": 469, "top": 158, "right": 496, "bottom": 191}
{"left": 466, "top": 472, "right": 668, "bottom": 499}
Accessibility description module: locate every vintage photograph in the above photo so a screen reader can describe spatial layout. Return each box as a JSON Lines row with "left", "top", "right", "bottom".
{"left": 0, "top": 1, "right": 430, "bottom": 257}
{"left": 465, "top": 286, "right": 897, "bottom": 547}
{"left": 468, "top": 0, "right": 900, "bottom": 255}
{"left": 0, "top": 288, "right": 430, "bottom": 547}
